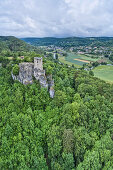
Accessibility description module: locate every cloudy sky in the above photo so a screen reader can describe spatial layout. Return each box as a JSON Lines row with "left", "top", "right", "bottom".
{"left": 0, "top": 0, "right": 113, "bottom": 37}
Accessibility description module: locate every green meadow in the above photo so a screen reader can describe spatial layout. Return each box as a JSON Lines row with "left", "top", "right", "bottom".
{"left": 59, "top": 56, "right": 81, "bottom": 68}
{"left": 59, "top": 52, "right": 98, "bottom": 67}
{"left": 93, "top": 65, "right": 113, "bottom": 83}
{"left": 59, "top": 53, "right": 113, "bottom": 83}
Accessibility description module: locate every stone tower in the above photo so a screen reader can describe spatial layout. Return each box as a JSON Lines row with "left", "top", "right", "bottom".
{"left": 34, "top": 57, "right": 43, "bottom": 70}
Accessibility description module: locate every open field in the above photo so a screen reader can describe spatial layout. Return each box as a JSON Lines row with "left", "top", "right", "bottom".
{"left": 59, "top": 52, "right": 99, "bottom": 66}
{"left": 59, "top": 56, "right": 81, "bottom": 68}
{"left": 59, "top": 53, "right": 113, "bottom": 83}
{"left": 65, "top": 53, "right": 90, "bottom": 66}
{"left": 93, "top": 65, "right": 113, "bottom": 83}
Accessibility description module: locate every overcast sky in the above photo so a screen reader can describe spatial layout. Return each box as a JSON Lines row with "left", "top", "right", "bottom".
{"left": 0, "top": 0, "right": 113, "bottom": 37}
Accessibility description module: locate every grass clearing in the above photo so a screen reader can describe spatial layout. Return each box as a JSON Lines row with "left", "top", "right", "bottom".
{"left": 93, "top": 65, "right": 113, "bottom": 83}
{"left": 59, "top": 52, "right": 99, "bottom": 67}
{"left": 59, "top": 56, "right": 81, "bottom": 68}
{"left": 7, "top": 57, "right": 13, "bottom": 60}
{"left": 78, "top": 54, "right": 99, "bottom": 62}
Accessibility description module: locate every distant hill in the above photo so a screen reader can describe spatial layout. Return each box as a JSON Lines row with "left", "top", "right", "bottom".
{"left": 21, "top": 37, "right": 113, "bottom": 47}
{"left": 0, "top": 36, "right": 31, "bottom": 52}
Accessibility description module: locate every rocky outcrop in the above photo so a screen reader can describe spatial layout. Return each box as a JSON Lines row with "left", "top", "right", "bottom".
{"left": 47, "top": 74, "right": 55, "bottom": 98}
{"left": 12, "top": 57, "right": 55, "bottom": 98}
{"left": 11, "top": 73, "right": 20, "bottom": 82}
{"left": 49, "top": 86, "right": 55, "bottom": 98}
{"left": 47, "top": 74, "right": 54, "bottom": 87}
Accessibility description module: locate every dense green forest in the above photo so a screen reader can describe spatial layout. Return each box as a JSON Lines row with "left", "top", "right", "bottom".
{"left": 0, "top": 36, "right": 31, "bottom": 52}
{"left": 0, "top": 36, "right": 44, "bottom": 55}
{"left": 21, "top": 37, "right": 113, "bottom": 47}
{"left": 0, "top": 37, "right": 113, "bottom": 169}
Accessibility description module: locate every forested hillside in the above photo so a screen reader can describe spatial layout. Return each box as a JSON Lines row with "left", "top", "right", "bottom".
{"left": 0, "top": 45, "right": 113, "bottom": 169}
{"left": 21, "top": 37, "right": 113, "bottom": 47}
{"left": 0, "top": 36, "right": 31, "bottom": 52}
{"left": 0, "top": 36, "right": 44, "bottom": 66}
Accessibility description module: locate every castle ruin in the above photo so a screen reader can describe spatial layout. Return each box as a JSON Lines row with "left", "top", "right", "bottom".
{"left": 12, "top": 57, "right": 55, "bottom": 98}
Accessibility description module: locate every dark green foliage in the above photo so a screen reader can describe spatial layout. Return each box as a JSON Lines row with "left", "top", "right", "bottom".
{"left": 22, "top": 36, "right": 113, "bottom": 48}
{"left": 109, "top": 55, "right": 113, "bottom": 62}
{"left": 0, "top": 48, "right": 113, "bottom": 169}
{"left": 55, "top": 53, "right": 58, "bottom": 59}
{"left": 0, "top": 36, "right": 31, "bottom": 52}
{"left": 46, "top": 65, "right": 53, "bottom": 75}
{"left": 12, "top": 64, "right": 19, "bottom": 75}
{"left": 63, "top": 129, "right": 74, "bottom": 153}
{"left": 89, "top": 70, "right": 94, "bottom": 76}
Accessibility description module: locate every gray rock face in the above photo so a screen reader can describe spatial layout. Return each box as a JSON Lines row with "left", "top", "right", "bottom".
{"left": 47, "top": 74, "right": 55, "bottom": 98}
{"left": 47, "top": 74, "right": 54, "bottom": 87}
{"left": 49, "top": 87, "right": 55, "bottom": 98}
{"left": 11, "top": 73, "right": 20, "bottom": 82}
{"left": 12, "top": 57, "right": 55, "bottom": 98}
{"left": 39, "top": 76, "right": 48, "bottom": 88}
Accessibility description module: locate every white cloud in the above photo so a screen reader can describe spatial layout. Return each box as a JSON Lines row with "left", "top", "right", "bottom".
{"left": 0, "top": 0, "right": 113, "bottom": 37}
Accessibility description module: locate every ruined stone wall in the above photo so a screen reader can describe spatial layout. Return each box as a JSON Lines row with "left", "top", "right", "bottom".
{"left": 19, "top": 63, "right": 34, "bottom": 84}
{"left": 39, "top": 76, "right": 48, "bottom": 88}
{"left": 12, "top": 57, "right": 55, "bottom": 98}
{"left": 34, "top": 69, "right": 48, "bottom": 88}
{"left": 34, "top": 69, "right": 45, "bottom": 79}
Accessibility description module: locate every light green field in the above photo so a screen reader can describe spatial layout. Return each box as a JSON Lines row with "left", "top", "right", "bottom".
{"left": 78, "top": 54, "right": 99, "bottom": 62}
{"left": 93, "top": 65, "right": 113, "bottom": 83}
{"left": 59, "top": 53, "right": 99, "bottom": 67}
{"left": 7, "top": 57, "right": 13, "bottom": 60}
{"left": 59, "top": 56, "right": 81, "bottom": 68}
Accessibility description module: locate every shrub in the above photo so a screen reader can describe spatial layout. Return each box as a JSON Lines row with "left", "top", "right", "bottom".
{"left": 12, "top": 64, "right": 19, "bottom": 75}
{"left": 89, "top": 70, "right": 94, "bottom": 76}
